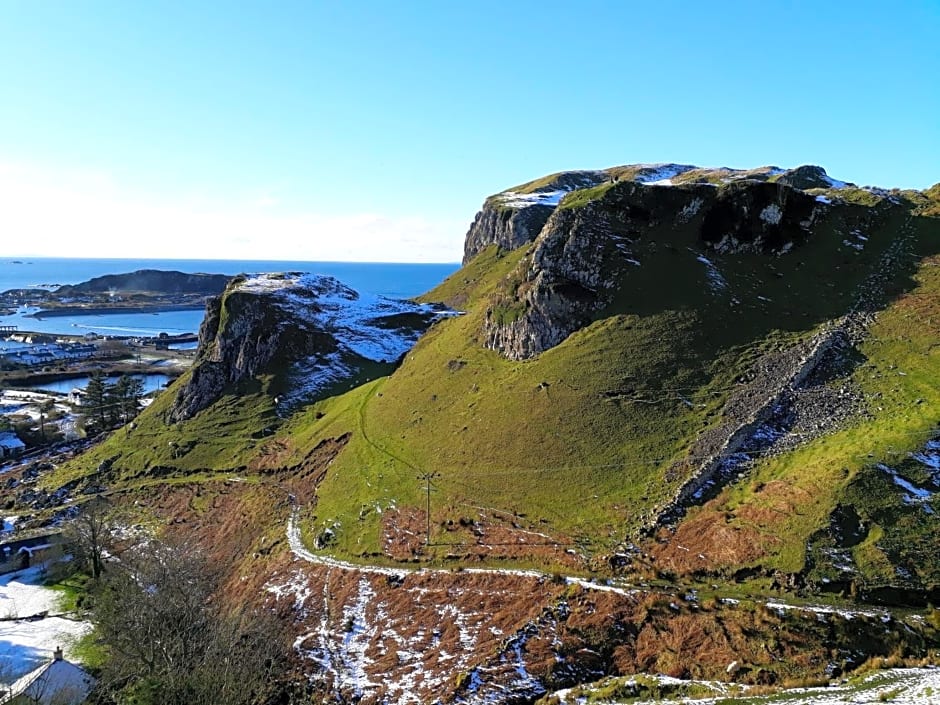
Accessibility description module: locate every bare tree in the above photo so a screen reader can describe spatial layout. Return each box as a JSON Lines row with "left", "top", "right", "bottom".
{"left": 90, "top": 538, "right": 292, "bottom": 705}
{"left": 65, "top": 496, "right": 113, "bottom": 581}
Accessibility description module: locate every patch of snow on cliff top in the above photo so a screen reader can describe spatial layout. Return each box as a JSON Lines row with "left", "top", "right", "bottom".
{"left": 497, "top": 190, "right": 569, "bottom": 208}
{"left": 233, "top": 273, "right": 455, "bottom": 364}
{"left": 823, "top": 174, "right": 849, "bottom": 189}
{"left": 634, "top": 163, "right": 697, "bottom": 184}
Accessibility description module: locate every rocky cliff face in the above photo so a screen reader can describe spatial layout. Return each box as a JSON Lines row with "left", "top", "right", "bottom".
{"left": 462, "top": 170, "right": 611, "bottom": 264}
{"left": 168, "top": 274, "right": 449, "bottom": 421}
{"left": 472, "top": 164, "right": 883, "bottom": 361}
{"left": 463, "top": 202, "right": 555, "bottom": 265}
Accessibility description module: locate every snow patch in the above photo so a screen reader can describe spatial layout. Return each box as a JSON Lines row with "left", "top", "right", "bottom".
{"left": 232, "top": 273, "right": 456, "bottom": 409}
{"left": 634, "top": 164, "right": 697, "bottom": 184}
{"left": 878, "top": 463, "right": 935, "bottom": 512}
{"left": 0, "top": 568, "right": 92, "bottom": 682}
{"left": 677, "top": 197, "right": 704, "bottom": 223}
{"left": 695, "top": 254, "right": 728, "bottom": 291}
{"left": 550, "top": 669, "right": 940, "bottom": 704}
{"left": 496, "top": 190, "right": 569, "bottom": 209}
{"left": 911, "top": 448, "right": 940, "bottom": 472}
{"left": 265, "top": 570, "right": 313, "bottom": 614}
{"left": 765, "top": 599, "right": 885, "bottom": 621}
{"left": 823, "top": 174, "right": 849, "bottom": 189}
{"left": 759, "top": 203, "right": 783, "bottom": 225}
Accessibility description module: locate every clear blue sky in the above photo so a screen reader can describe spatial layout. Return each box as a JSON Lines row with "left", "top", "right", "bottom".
{"left": 0, "top": 1, "right": 937, "bottom": 261}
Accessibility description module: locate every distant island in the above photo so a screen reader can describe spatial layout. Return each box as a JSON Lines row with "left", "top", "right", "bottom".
{"left": 0, "top": 269, "right": 231, "bottom": 317}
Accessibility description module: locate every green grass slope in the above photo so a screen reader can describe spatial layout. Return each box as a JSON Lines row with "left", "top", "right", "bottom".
{"left": 657, "top": 217, "right": 940, "bottom": 593}
{"left": 49, "top": 176, "right": 940, "bottom": 588}
{"left": 276, "top": 191, "right": 940, "bottom": 572}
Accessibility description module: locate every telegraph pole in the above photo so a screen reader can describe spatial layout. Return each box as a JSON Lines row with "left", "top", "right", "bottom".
{"left": 417, "top": 471, "right": 440, "bottom": 545}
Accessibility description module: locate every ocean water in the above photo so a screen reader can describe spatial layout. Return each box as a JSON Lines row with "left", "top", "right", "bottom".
{"left": 0, "top": 257, "right": 459, "bottom": 299}
{"left": 1, "top": 307, "right": 206, "bottom": 337}
{"left": 0, "top": 257, "right": 460, "bottom": 336}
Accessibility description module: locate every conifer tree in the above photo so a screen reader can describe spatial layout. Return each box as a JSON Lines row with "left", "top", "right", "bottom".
{"left": 83, "top": 371, "right": 109, "bottom": 431}
{"left": 113, "top": 375, "right": 145, "bottom": 423}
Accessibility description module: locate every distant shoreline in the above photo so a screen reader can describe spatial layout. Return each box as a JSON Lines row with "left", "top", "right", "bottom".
{"left": 0, "top": 365, "right": 182, "bottom": 390}
{"left": 26, "top": 303, "right": 207, "bottom": 319}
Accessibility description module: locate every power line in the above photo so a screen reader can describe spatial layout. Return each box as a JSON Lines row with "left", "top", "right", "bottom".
{"left": 416, "top": 471, "right": 440, "bottom": 545}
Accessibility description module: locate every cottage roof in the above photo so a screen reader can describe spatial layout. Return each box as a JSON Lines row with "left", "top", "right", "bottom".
{"left": 3, "top": 656, "right": 94, "bottom": 704}
{"left": 0, "top": 432, "right": 25, "bottom": 451}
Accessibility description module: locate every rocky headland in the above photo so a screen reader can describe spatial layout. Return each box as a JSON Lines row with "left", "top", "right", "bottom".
{"left": 0, "top": 269, "right": 231, "bottom": 317}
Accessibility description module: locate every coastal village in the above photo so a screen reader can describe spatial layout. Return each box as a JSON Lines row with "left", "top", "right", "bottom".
{"left": 0, "top": 352, "right": 160, "bottom": 704}
{"left": 0, "top": 330, "right": 192, "bottom": 455}
{"left": 0, "top": 271, "right": 219, "bottom": 703}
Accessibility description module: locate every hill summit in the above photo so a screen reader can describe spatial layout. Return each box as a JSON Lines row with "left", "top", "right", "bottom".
{"left": 41, "top": 161, "right": 940, "bottom": 703}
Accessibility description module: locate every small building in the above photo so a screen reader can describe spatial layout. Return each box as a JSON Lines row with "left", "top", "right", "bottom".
{"left": 0, "top": 534, "right": 64, "bottom": 575}
{"left": 0, "top": 432, "right": 25, "bottom": 459}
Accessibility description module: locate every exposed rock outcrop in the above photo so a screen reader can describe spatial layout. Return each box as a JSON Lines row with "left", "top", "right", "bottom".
{"left": 463, "top": 202, "right": 555, "bottom": 265}
{"left": 774, "top": 164, "right": 853, "bottom": 191}
{"left": 462, "top": 170, "right": 611, "bottom": 264}
{"left": 168, "top": 273, "right": 450, "bottom": 422}
{"left": 699, "top": 180, "right": 821, "bottom": 254}
{"left": 463, "top": 164, "right": 858, "bottom": 268}
{"left": 481, "top": 177, "right": 825, "bottom": 360}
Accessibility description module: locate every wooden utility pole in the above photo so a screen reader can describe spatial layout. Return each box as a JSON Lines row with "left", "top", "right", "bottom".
{"left": 417, "top": 472, "right": 440, "bottom": 545}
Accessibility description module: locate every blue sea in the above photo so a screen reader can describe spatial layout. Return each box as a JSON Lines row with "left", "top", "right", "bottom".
{"left": 0, "top": 257, "right": 460, "bottom": 337}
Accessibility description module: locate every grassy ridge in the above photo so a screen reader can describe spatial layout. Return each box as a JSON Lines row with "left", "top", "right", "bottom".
{"left": 279, "top": 198, "right": 939, "bottom": 566}
{"left": 48, "top": 184, "right": 940, "bottom": 581}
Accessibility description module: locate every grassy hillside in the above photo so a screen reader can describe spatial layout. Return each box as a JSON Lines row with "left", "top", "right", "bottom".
{"left": 44, "top": 369, "right": 278, "bottom": 487}
{"left": 48, "top": 176, "right": 940, "bottom": 590}
{"left": 747, "top": 249, "right": 939, "bottom": 586}
{"left": 655, "top": 217, "right": 940, "bottom": 588}
{"left": 263, "top": 192, "right": 940, "bottom": 573}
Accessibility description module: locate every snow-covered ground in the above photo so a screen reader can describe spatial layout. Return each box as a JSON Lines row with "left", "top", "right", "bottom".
{"left": 823, "top": 173, "right": 850, "bottom": 189}
{"left": 496, "top": 190, "right": 570, "bottom": 208}
{"left": 233, "top": 273, "right": 457, "bottom": 407}
{"left": 0, "top": 567, "right": 91, "bottom": 682}
{"left": 634, "top": 163, "right": 697, "bottom": 185}
{"left": 283, "top": 507, "right": 937, "bottom": 703}
{"left": 0, "top": 389, "right": 84, "bottom": 447}
{"left": 550, "top": 668, "right": 940, "bottom": 704}
{"left": 912, "top": 439, "right": 940, "bottom": 473}
{"left": 4, "top": 657, "right": 94, "bottom": 704}
{"left": 695, "top": 253, "right": 728, "bottom": 291}
{"left": 234, "top": 273, "right": 455, "bottom": 364}
{"left": 877, "top": 463, "right": 935, "bottom": 513}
